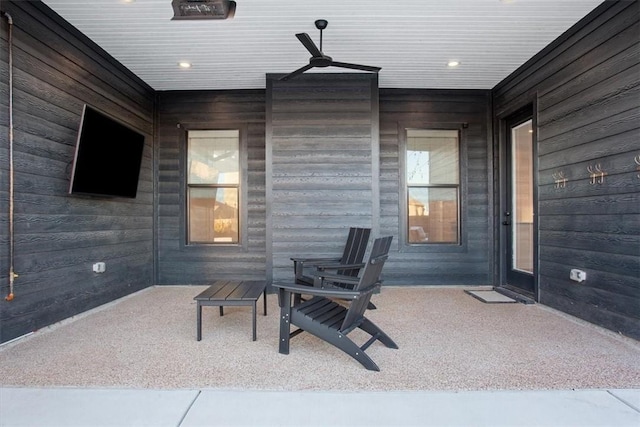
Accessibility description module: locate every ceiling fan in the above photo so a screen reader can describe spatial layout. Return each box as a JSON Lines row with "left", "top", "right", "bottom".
{"left": 280, "top": 19, "right": 381, "bottom": 81}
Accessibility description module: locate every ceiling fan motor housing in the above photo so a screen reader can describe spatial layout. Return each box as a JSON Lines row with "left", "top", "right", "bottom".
{"left": 311, "top": 56, "right": 333, "bottom": 67}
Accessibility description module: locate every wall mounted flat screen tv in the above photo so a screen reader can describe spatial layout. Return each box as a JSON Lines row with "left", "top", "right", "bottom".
{"left": 69, "top": 105, "right": 145, "bottom": 198}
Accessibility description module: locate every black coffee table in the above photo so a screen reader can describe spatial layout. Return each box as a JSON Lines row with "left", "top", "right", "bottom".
{"left": 194, "top": 280, "right": 267, "bottom": 341}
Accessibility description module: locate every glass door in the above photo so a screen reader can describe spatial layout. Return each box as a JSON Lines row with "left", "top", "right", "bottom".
{"left": 504, "top": 115, "right": 535, "bottom": 295}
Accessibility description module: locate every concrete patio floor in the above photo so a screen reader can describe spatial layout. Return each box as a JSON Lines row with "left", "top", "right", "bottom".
{"left": 1, "top": 286, "right": 639, "bottom": 426}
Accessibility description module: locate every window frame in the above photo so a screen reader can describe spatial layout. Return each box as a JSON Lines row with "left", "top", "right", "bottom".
{"left": 398, "top": 123, "right": 468, "bottom": 252}
{"left": 180, "top": 125, "right": 248, "bottom": 249}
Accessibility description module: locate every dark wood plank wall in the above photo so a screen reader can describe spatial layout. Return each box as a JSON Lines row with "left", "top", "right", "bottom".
{"left": 155, "top": 90, "right": 266, "bottom": 284}
{"left": 379, "top": 89, "right": 493, "bottom": 285}
{"left": 267, "top": 74, "right": 378, "bottom": 284}
{"left": 492, "top": 1, "right": 640, "bottom": 339}
{"left": 0, "top": 1, "right": 155, "bottom": 343}
{"left": 2, "top": 0, "right": 634, "bottom": 343}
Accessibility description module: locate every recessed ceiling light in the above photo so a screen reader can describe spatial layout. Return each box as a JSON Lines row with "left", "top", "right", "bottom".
{"left": 447, "top": 61, "right": 460, "bottom": 68}
{"left": 178, "top": 62, "right": 192, "bottom": 69}
{"left": 121, "top": 0, "right": 135, "bottom": 3}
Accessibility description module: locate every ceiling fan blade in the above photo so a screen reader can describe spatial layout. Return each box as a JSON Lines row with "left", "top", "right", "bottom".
{"left": 330, "top": 61, "right": 381, "bottom": 73}
{"left": 280, "top": 63, "right": 315, "bottom": 81}
{"left": 296, "top": 33, "right": 323, "bottom": 57}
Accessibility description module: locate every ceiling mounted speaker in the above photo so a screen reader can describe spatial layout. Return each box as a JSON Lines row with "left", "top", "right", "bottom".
{"left": 171, "top": 0, "right": 236, "bottom": 20}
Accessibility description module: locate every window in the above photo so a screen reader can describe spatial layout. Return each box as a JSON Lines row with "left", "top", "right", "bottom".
{"left": 187, "top": 130, "right": 240, "bottom": 244}
{"left": 406, "top": 129, "right": 460, "bottom": 244}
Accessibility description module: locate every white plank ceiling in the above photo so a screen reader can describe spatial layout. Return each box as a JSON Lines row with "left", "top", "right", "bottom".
{"left": 41, "top": 0, "right": 604, "bottom": 91}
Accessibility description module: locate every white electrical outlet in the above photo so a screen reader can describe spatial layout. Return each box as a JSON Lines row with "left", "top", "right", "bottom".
{"left": 92, "top": 262, "right": 106, "bottom": 273}
{"left": 570, "top": 269, "right": 586, "bottom": 283}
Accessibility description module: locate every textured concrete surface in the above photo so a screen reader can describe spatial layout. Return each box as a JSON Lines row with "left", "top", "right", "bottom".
{"left": 1, "top": 286, "right": 638, "bottom": 392}
{"left": 1, "top": 286, "right": 639, "bottom": 392}
{"left": 1, "top": 286, "right": 639, "bottom": 426}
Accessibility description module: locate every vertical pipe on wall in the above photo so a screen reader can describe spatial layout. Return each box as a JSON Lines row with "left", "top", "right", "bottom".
{"left": 2, "top": 9, "right": 16, "bottom": 301}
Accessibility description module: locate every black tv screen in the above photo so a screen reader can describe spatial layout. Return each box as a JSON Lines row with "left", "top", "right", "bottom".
{"left": 69, "top": 105, "right": 145, "bottom": 198}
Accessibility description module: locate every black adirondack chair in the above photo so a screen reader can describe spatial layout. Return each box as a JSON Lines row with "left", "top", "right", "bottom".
{"left": 275, "top": 236, "right": 397, "bottom": 371}
{"left": 290, "top": 227, "right": 371, "bottom": 287}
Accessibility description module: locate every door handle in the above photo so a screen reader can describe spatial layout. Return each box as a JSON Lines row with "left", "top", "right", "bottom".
{"left": 502, "top": 212, "right": 511, "bottom": 225}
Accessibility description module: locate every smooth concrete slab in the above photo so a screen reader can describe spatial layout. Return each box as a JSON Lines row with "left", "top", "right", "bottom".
{"left": 610, "top": 389, "right": 640, "bottom": 411}
{"left": 2, "top": 387, "right": 639, "bottom": 427}
{"left": 0, "top": 387, "right": 199, "bottom": 427}
{"left": 182, "top": 389, "right": 640, "bottom": 427}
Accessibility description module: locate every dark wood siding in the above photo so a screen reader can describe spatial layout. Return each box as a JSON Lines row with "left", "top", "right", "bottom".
{"left": 493, "top": 1, "right": 639, "bottom": 339}
{"left": 0, "top": 1, "right": 155, "bottom": 343}
{"left": 156, "top": 90, "right": 266, "bottom": 284}
{"left": 159, "top": 80, "right": 493, "bottom": 288}
{"left": 379, "top": 89, "right": 493, "bottom": 285}
{"left": 266, "top": 74, "right": 378, "bottom": 284}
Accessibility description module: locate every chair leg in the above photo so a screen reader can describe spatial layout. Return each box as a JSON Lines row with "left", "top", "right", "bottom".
{"left": 334, "top": 333, "right": 380, "bottom": 371}
{"left": 358, "top": 317, "right": 399, "bottom": 349}
{"left": 293, "top": 313, "right": 381, "bottom": 371}
{"left": 323, "top": 329, "right": 380, "bottom": 371}
{"left": 278, "top": 290, "right": 292, "bottom": 355}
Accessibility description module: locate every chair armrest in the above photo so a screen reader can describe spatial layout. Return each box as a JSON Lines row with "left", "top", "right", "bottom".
{"left": 313, "top": 272, "right": 360, "bottom": 287}
{"left": 273, "top": 282, "right": 379, "bottom": 300}
{"left": 290, "top": 257, "right": 341, "bottom": 263}
{"left": 314, "top": 262, "right": 365, "bottom": 271}
{"left": 291, "top": 257, "right": 342, "bottom": 278}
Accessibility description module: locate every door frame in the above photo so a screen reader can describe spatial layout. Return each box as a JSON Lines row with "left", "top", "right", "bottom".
{"left": 497, "top": 104, "right": 539, "bottom": 301}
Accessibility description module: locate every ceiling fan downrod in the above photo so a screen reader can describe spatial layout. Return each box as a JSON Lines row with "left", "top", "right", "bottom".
{"left": 315, "top": 19, "right": 328, "bottom": 52}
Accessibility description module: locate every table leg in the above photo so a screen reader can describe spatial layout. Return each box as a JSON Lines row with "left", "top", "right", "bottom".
{"left": 263, "top": 288, "right": 267, "bottom": 315}
{"left": 197, "top": 302, "right": 202, "bottom": 341}
{"left": 219, "top": 306, "right": 224, "bottom": 316}
{"left": 252, "top": 300, "right": 257, "bottom": 341}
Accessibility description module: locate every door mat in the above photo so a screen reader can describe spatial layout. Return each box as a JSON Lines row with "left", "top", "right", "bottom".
{"left": 465, "top": 290, "right": 517, "bottom": 304}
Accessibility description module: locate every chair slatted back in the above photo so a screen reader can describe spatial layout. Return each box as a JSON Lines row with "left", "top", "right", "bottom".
{"left": 340, "top": 236, "right": 393, "bottom": 331}
{"left": 337, "top": 227, "right": 371, "bottom": 277}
